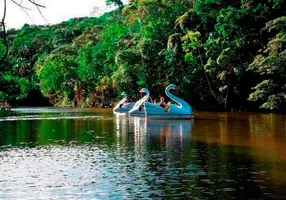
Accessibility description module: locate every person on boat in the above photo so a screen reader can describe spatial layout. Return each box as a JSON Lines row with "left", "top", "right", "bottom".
{"left": 119, "top": 97, "right": 132, "bottom": 108}
{"left": 124, "top": 97, "right": 131, "bottom": 104}
{"left": 159, "top": 96, "right": 170, "bottom": 112}
{"left": 153, "top": 98, "right": 160, "bottom": 106}
{"left": 159, "top": 96, "right": 167, "bottom": 108}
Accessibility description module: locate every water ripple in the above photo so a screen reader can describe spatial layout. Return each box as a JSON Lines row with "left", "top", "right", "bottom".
{"left": 0, "top": 144, "right": 204, "bottom": 199}
{"left": 0, "top": 115, "right": 104, "bottom": 121}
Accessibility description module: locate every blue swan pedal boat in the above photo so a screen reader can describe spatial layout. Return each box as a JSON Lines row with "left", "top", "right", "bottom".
{"left": 144, "top": 84, "right": 194, "bottom": 119}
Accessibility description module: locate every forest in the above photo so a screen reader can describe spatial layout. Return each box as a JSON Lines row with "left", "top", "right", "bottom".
{"left": 0, "top": 0, "right": 286, "bottom": 111}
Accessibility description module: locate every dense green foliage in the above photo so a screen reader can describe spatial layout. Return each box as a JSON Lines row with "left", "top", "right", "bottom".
{"left": 0, "top": 0, "right": 286, "bottom": 111}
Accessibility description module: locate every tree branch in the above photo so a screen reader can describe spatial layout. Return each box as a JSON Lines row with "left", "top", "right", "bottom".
{"left": 19, "top": 4, "right": 36, "bottom": 24}
{"left": 1, "top": 0, "right": 8, "bottom": 63}
{"left": 27, "top": 0, "right": 45, "bottom": 8}
{"left": 11, "top": 0, "right": 32, "bottom": 10}
{"left": 0, "top": 0, "right": 47, "bottom": 64}
{"left": 11, "top": 0, "right": 47, "bottom": 24}
{"left": 197, "top": 48, "right": 221, "bottom": 103}
{"left": 30, "top": 0, "right": 47, "bottom": 22}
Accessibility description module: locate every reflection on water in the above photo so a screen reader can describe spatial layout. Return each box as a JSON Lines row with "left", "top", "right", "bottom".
{"left": 116, "top": 116, "right": 194, "bottom": 161}
{"left": 191, "top": 112, "right": 286, "bottom": 193}
{"left": 0, "top": 108, "right": 286, "bottom": 199}
{"left": 192, "top": 112, "right": 286, "bottom": 163}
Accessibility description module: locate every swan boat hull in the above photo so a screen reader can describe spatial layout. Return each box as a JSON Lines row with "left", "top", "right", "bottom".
{"left": 144, "top": 114, "right": 194, "bottom": 119}
{"left": 113, "top": 103, "right": 135, "bottom": 114}
{"left": 144, "top": 102, "right": 193, "bottom": 119}
{"left": 128, "top": 105, "right": 145, "bottom": 116}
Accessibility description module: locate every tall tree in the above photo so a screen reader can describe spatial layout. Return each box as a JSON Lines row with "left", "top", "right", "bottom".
{"left": 248, "top": 16, "right": 286, "bottom": 110}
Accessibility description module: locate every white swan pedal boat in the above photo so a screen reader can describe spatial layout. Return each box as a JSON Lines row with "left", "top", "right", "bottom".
{"left": 129, "top": 88, "right": 150, "bottom": 117}
{"left": 113, "top": 92, "right": 135, "bottom": 115}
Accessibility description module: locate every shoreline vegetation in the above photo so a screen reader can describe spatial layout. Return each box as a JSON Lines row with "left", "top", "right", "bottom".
{"left": 0, "top": 0, "right": 286, "bottom": 112}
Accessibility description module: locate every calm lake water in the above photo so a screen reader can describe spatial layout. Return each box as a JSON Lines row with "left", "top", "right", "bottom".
{"left": 0, "top": 108, "right": 286, "bottom": 199}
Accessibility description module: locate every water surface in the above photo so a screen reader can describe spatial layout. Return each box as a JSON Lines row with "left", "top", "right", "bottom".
{"left": 0, "top": 108, "right": 286, "bottom": 199}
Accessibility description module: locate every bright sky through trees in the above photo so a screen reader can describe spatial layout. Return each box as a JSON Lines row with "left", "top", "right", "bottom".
{"left": 1, "top": 0, "right": 111, "bottom": 29}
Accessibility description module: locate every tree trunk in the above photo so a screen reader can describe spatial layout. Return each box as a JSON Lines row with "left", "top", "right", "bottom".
{"left": 75, "top": 82, "right": 83, "bottom": 107}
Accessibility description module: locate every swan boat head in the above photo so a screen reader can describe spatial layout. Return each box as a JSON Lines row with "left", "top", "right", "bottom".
{"left": 113, "top": 92, "right": 135, "bottom": 114}
{"left": 144, "top": 84, "right": 193, "bottom": 119}
{"left": 128, "top": 88, "right": 150, "bottom": 116}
